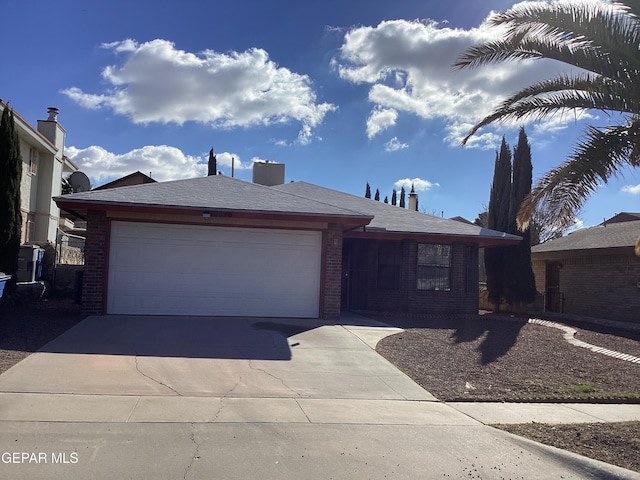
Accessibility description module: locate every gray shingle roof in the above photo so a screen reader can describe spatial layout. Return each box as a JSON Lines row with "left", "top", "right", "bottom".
{"left": 55, "top": 175, "right": 371, "bottom": 220}
{"left": 532, "top": 220, "right": 640, "bottom": 253}
{"left": 55, "top": 176, "right": 521, "bottom": 243}
{"left": 275, "top": 181, "right": 520, "bottom": 242}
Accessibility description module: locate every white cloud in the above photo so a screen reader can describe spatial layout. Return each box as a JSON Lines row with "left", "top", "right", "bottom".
{"left": 333, "top": 12, "right": 596, "bottom": 147}
{"left": 385, "top": 137, "right": 408, "bottom": 152}
{"left": 366, "top": 107, "right": 398, "bottom": 138}
{"left": 394, "top": 177, "right": 439, "bottom": 191}
{"left": 62, "top": 39, "right": 335, "bottom": 144}
{"left": 214, "top": 152, "right": 251, "bottom": 171}
{"left": 567, "top": 217, "right": 585, "bottom": 233}
{"left": 622, "top": 184, "right": 640, "bottom": 195}
{"left": 65, "top": 145, "right": 247, "bottom": 185}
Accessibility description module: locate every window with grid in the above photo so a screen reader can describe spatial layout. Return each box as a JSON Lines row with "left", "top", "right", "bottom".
{"left": 377, "top": 242, "right": 402, "bottom": 290}
{"left": 417, "top": 244, "right": 451, "bottom": 291}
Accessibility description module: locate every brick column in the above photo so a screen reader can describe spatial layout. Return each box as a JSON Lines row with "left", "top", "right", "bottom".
{"left": 82, "top": 210, "right": 108, "bottom": 315}
{"left": 321, "top": 224, "right": 343, "bottom": 320}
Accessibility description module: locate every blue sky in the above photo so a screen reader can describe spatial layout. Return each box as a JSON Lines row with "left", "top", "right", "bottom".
{"left": 2, "top": 0, "right": 638, "bottom": 229}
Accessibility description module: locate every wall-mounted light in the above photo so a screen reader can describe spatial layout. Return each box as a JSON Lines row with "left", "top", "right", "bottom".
{"left": 202, "top": 211, "right": 211, "bottom": 220}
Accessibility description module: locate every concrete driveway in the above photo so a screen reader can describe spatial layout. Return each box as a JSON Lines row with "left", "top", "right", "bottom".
{"left": 0, "top": 314, "right": 637, "bottom": 479}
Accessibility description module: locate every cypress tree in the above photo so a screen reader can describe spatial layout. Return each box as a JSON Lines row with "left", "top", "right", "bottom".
{"left": 383, "top": 196, "right": 388, "bottom": 204}
{"left": 504, "top": 128, "right": 537, "bottom": 309}
{"left": 374, "top": 189, "right": 380, "bottom": 201}
{"left": 207, "top": 148, "right": 217, "bottom": 176}
{"left": 365, "top": 182, "right": 371, "bottom": 199}
{"left": 0, "top": 107, "right": 23, "bottom": 292}
{"left": 485, "top": 137, "right": 511, "bottom": 307}
{"left": 391, "top": 189, "right": 397, "bottom": 206}
{"left": 399, "top": 186, "right": 406, "bottom": 208}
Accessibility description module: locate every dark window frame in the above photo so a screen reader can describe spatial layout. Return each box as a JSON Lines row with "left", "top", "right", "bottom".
{"left": 416, "top": 243, "right": 451, "bottom": 291}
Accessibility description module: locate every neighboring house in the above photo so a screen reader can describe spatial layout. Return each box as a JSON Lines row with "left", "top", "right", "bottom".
{"left": 54, "top": 172, "right": 520, "bottom": 320}
{"left": 94, "top": 171, "right": 156, "bottom": 190}
{"left": 0, "top": 101, "right": 77, "bottom": 244}
{"left": 531, "top": 214, "right": 640, "bottom": 324}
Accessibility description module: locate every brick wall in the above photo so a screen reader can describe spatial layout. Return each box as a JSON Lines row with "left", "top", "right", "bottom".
{"left": 352, "top": 240, "right": 479, "bottom": 315}
{"left": 321, "top": 224, "right": 343, "bottom": 320}
{"left": 82, "top": 210, "right": 107, "bottom": 315}
{"left": 533, "top": 252, "right": 640, "bottom": 324}
{"left": 408, "top": 242, "right": 478, "bottom": 314}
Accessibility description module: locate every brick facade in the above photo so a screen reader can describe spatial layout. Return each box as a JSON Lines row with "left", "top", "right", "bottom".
{"left": 321, "top": 224, "right": 343, "bottom": 320}
{"left": 344, "top": 239, "right": 479, "bottom": 315}
{"left": 82, "top": 210, "right": 108, "bottom": 315}
{"left": 80, "top": 213, "right": 482, "bottom": 319}
{"left": 81, "top": 213, "right": 345, "bottom": 319}
{"left": 533, "top": 251, "right": 640, "bottom": 324}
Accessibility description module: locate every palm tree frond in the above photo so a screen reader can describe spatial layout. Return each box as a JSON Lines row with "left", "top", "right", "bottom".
{"left": 517, "top": 119, "right": 640, "bottom": 230}
{"left": 459, "top": 1, "right": 640, "bottom": 81}
{"left": 461, "top": 73, "right": 639, "bottom": 145}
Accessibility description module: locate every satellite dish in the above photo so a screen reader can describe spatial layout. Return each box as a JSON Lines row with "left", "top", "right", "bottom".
{"left": 69, "top": 171, "right": 91, "bottom": 193}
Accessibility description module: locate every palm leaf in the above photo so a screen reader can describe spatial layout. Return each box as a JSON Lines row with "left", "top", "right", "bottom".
{"left": 517, "top": 118, "right": 640, "bottom": 230}
{"left": 457, "top": 1, "right": 640, "bottom": 82}
{"left": 462, "top": 74, "right": 637, "bottom": 144}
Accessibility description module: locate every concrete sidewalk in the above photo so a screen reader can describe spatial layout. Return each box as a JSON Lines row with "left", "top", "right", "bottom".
{"left": 0, "top": 392, "right": 638, "bottom": 426}
{"left": 449, "top": 401, "right": 640, "bottom": 425}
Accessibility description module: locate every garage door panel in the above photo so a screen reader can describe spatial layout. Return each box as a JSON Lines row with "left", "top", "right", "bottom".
{"left": 108, "top": 222, "right": 321, "bottom": 317}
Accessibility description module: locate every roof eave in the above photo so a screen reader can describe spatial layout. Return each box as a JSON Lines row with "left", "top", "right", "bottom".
{"left": 532, "top": 245, "right": 636, "bottom": 258}
{"left": 53, "top": 198, "right": 373, "bottom": 227}
{"left": 345, "top": 229, "right": 521, "bottom": 246}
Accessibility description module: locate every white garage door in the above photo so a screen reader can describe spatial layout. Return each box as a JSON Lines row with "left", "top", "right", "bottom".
{"left": 107, "top": 221, "right": 322, "bottom": 317}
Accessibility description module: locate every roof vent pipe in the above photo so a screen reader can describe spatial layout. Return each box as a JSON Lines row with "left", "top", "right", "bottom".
{"left": 47, "top": 107, "right": 59, "bottom": 121}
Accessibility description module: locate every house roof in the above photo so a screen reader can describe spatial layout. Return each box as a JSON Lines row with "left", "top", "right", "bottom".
{"left": 54, "top": 175, "right": 521, "bottom": 245}
{"left": 54, "top": 174, "right": 373, "bottom": 223}
{"left": 532, "top": 220, "right": 640, "bottom": 253}
{"left": 94, "top": 171, "right": 157, "bottom": 190}
{"left": 275, "top": 181, "right": 520, "bottom": 245}
{"left": 601, "top": 212, "right": 640, "bottom": 225}
{"left": 0, "top": 100, "right": 58, "bottom": 154}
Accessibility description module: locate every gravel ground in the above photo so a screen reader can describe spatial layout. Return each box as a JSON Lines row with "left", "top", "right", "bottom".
{"left": 494, "top": 422, "right": 640, "bottom": 473}
{"left": 373, "top": 312, "right": 640, "bottom": 472}
{"left": 375, "top": 314, "right": 640, "bottom": 402}
{"left": 0, "top": 297, "right": 85, "bottom": 374}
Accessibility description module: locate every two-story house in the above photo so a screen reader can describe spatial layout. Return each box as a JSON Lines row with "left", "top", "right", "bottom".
{"left": 0, "top": 101, "right": 77, "bottom": 246}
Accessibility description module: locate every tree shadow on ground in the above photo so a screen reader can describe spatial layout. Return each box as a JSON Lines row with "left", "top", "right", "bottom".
{"left": 372, "top": 313, "right": 528, "bottom": 365}
{"left": 451, "top": 317, "right": 527, "bottom": 364}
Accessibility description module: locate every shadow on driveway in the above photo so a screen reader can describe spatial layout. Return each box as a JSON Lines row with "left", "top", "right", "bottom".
{"left": 34, "top": 314, "right": 388, "bottom": 361}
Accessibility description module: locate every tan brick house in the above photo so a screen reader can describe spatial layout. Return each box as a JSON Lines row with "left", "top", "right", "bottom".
{"left": 531, "top": 213, "right": 640, "bottom": 324}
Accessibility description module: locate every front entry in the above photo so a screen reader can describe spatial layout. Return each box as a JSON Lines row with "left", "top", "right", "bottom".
{"left": 341, "top": 239, "right": 369, "bottom": 311}
{"left": 545, "top": 262, "right": 563, "bottom": 313}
